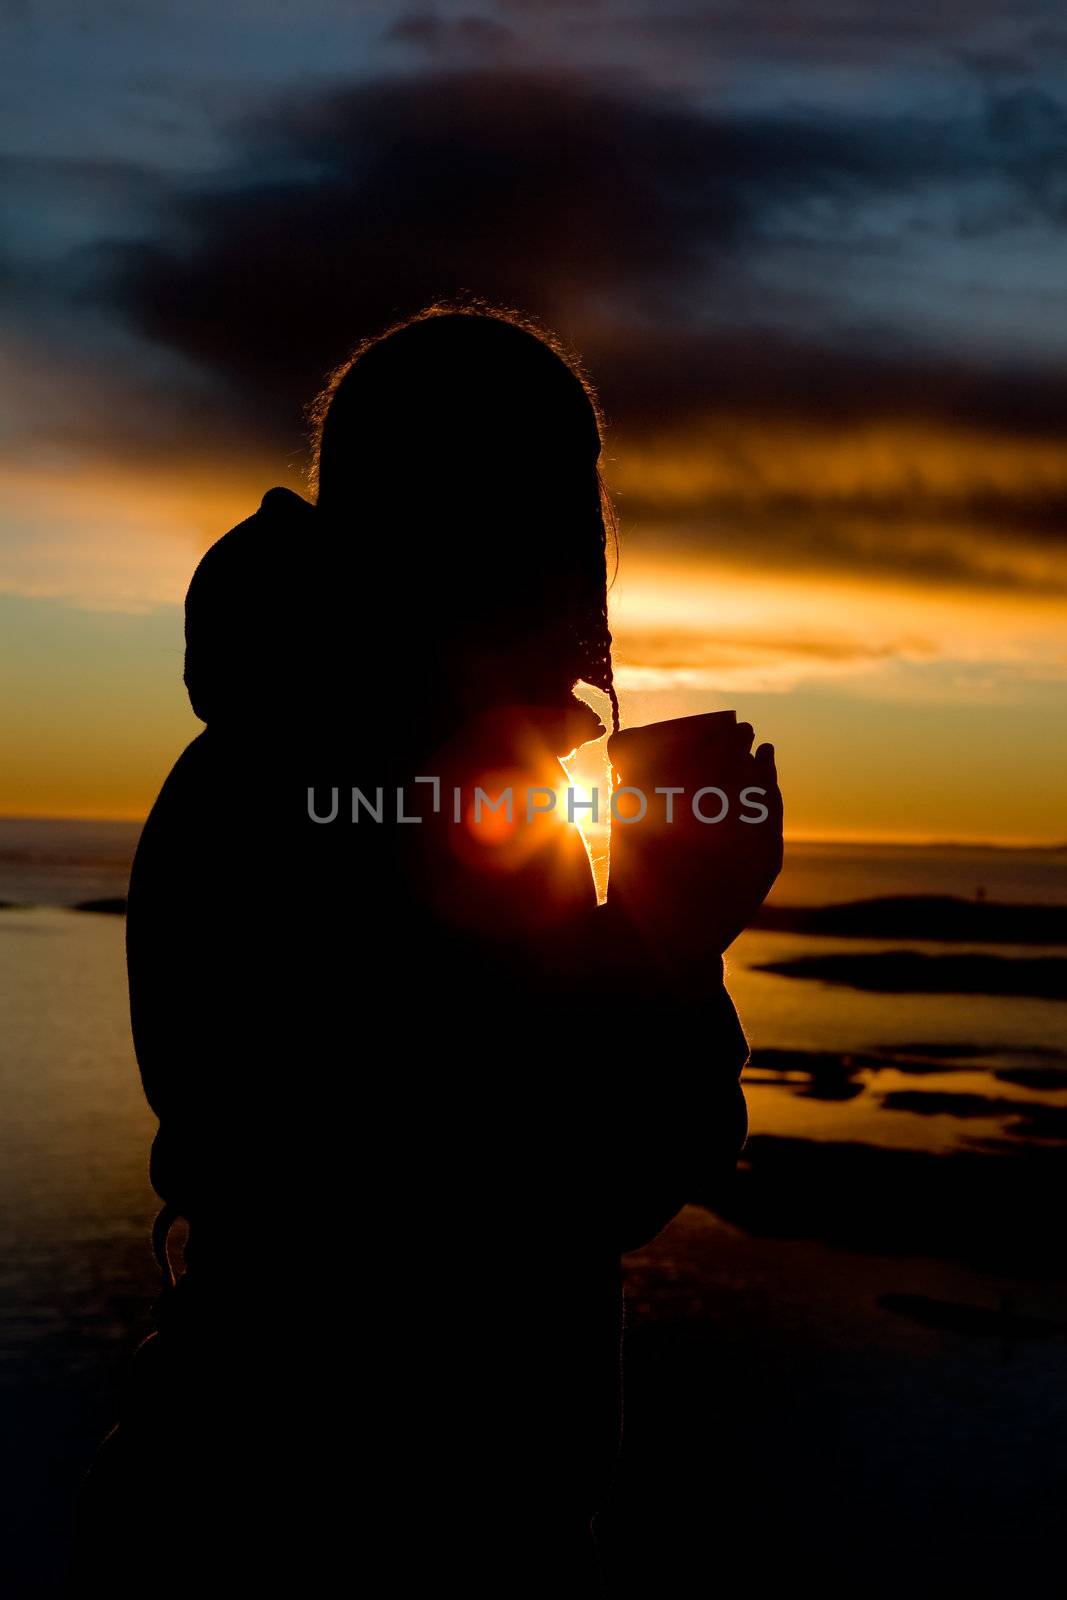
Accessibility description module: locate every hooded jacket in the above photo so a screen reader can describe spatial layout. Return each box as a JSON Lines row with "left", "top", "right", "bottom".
{"left": 109, "top": 484, "right": 750, "bottom": 1593}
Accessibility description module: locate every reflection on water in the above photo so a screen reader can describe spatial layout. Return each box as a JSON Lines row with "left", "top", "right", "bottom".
{"left": 727, "top": 923, "right": 1067, "bottom": 1153}
{"left": 0, "top": 905, "right": 156, "bottom": 1595}
{"left": 742, "top": 1066, "right": 1067, "bottom": 1153}
{"left": 0, "top": 908, "right": 156, "bottom": 1375}
{"left": 731, "top": 928, "right": 1066, "bottom": 1059}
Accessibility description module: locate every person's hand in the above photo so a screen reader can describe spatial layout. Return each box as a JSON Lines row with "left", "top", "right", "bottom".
{"left": 711, "top": 731, "right": 783, "bottom": 951}
{"left": 607, "top": 719, "right": 784, "bottom": 965}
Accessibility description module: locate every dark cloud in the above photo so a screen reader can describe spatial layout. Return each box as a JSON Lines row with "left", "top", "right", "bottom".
{"left": 382, "top": 11, "right": 515, "bottom": 52}
{"left": 630, "top": 0, "right": 1061, "bottom": 59}
{"left": 75, "top": 67, "right": 1067, "bottom": 451}
{"left": 596, "top": 323, "right": 1067, "bottom": 442}
{"left": 0, "top": 61, "right": 1054, "bottom": 592}
{"left": 86, "top": 69, "right": 750, "bottom": 433}
{"left": 616, "top": 495, "right": 1067, "bottom": 594}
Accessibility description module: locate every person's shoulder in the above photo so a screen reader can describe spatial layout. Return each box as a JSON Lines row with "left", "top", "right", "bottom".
{"left": 132, "top": 728, "right": 255, "bottom": 874}
{"left": 130, "top": 733, "right": 212, "bottom": 881}
{"left": 142, "top": 732, "right": 216, "bottom": 821}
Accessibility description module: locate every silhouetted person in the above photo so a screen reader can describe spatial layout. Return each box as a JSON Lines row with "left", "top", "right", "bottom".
{"left": 76, "top": 307, "right": 781, "bottom": 1594}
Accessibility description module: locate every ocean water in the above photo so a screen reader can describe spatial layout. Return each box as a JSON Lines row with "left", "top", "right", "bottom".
{"left": 3, "top": 814, "right": 1066, "bottom": 906}
{"left": 1, "top": 817, "right": 1064, "bottom": 1243}
{"left": 1, "top": 819, "right": 1064, "bottom": 1154}
{"left": 1, "top": 817, "right": 1065, "bottom": 1591}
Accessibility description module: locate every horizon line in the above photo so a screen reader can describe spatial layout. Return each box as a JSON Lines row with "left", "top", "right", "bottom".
{"left": 1, "top": 812, "right": 1064, "bottom": 853}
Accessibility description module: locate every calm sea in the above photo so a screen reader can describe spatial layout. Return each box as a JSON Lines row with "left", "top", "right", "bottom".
{"left": 1, "top": 816, "right": 1065, "bottom": 1589}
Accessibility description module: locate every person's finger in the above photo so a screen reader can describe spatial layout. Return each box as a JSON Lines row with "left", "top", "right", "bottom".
{"left": 734, "top": 721, "right": 755, "bottom": 755}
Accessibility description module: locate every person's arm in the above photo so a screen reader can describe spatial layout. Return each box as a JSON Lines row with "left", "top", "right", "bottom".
{"left": 549, "top": 741, "right": 781, "bottom": 1252}
{"left": 127, "top": 734, "right": 269, "bottom": 1218}
{"left": 592, "top": 906, "right": 751, "bottom": 1252}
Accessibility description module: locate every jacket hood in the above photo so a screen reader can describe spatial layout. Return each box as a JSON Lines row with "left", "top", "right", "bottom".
{"left": 184, "top": 487, "right": 315, "bottom": 726}
{"left": 183, "top": 485, "right": 605, "bottom": 757}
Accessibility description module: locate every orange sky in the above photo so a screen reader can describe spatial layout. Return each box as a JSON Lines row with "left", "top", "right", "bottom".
{"left": 1, "top": 433, "right": 1064, "bottom": 843}
{"left": 5, "top": 2, "right": 1067, "bottom": 842}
